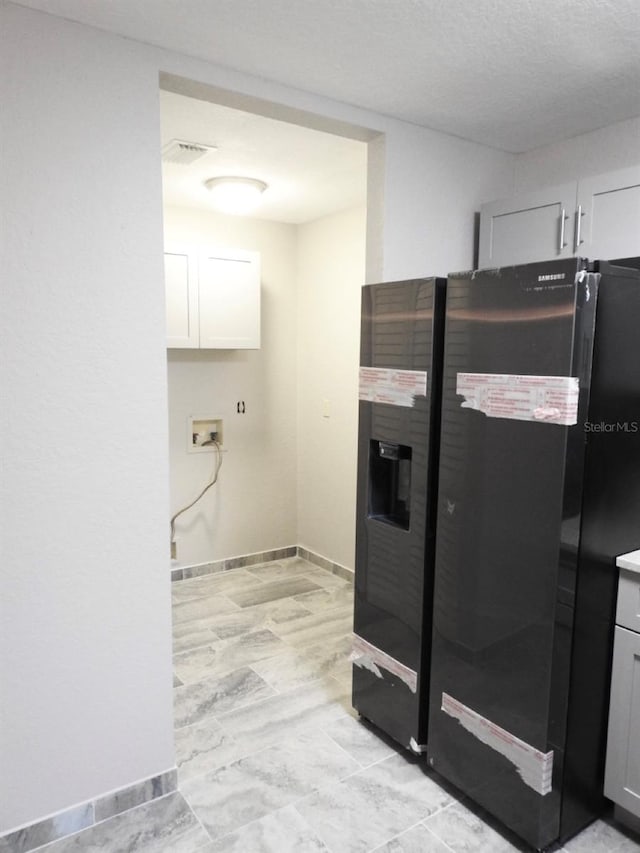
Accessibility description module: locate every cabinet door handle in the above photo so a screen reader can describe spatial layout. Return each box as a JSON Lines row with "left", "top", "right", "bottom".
{"left": 559, "top": 208, "right": 568, "bottom": 252}
{"left": 575, "top": 204, "right": 585, "bottom": 254}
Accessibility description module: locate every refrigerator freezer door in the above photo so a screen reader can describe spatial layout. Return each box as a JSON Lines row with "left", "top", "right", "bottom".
{"left": 353, "top": 278, "right": 445, "bottom": 750}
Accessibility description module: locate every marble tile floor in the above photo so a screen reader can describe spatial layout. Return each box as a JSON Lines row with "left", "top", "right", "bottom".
{"left": 35, "top": 556, "right": 640, "bottom": 853}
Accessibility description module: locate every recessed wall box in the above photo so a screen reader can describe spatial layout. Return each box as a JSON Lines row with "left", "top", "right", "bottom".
{"left": 187, "top": 416, "right": 223, "bottom": 452}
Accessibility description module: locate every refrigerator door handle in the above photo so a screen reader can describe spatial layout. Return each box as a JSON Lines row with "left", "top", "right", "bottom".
{"left": 574, "top": 204, "right": 585, "bottom": 253}
{"left": 559, "top": 208, "right": 569, "bottom": 252}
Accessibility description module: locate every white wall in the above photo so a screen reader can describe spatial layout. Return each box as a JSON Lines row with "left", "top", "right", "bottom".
{"left": 0, "top": 4, "right": 174, "bottom": 833}
{"left": 0, "top": 1, "right": 516, "bottom": 835}
{"left": 380, "top": 122, "right": 516, "bottom": 280}
{"left": 164, "top": 207, "right": 298, "bottom": 566}
{"left": 515, "top": 116, "right": 640, "bottom": 193}
{"left": 297, "top": 207, "right": 367, "bottom": 569}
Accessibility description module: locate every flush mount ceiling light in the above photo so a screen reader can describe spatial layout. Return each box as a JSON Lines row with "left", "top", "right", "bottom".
{"left": 204, "top": 176, "right": 268, "bottom": 215}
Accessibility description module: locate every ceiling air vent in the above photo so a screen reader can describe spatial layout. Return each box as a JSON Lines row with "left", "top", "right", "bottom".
{"left": 162, "top": 139, "right": 217, "bottom": 165}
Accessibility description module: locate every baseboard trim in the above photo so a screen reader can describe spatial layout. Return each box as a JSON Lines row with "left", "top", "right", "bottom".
{"left": 171, "top": 545, "right": 298, "bottom": 581}
{"left": 0, "top": 768, "right": 177, "bottom": 853}
{"left": 171, "top": 545, "right": 354, "bottom": 584}
{"left": 297, "top": 546, "right": 354, "bottom": 583}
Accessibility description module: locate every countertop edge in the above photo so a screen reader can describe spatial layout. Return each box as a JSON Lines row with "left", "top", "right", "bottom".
{"left": 617, "top": 550, "right": 640, "bottom": 574}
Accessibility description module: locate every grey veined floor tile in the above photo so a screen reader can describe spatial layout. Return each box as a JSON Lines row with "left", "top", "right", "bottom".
{"left": 166, "top": 557, "right": 640, "bottom": 853}
{"left": 246, "top": 558, "right": 347, "bottom": 588}
{"left": 172, "top": 582, "right": 214, "bottom": 606}
{"left": 175, "top": 716, "right": 247, "bottom": 783}
{"left": 245, "top": 559, "right": 309, "bottom": 582}
{"left": 36, "top": 793, "right": 209, "bottom": 853}
{"left": 209, "top": 597, "right": 313, "bottom": 641}
{"left": 174, "top": 666, "right": 276, "bottom": 729}
{"left": 371, "top": 823, "right": 453, "bottom": 853}
{"left": 172, "top": 621, "right": 219, "bottom": 655}
{"left": 563, "top": 817, "right": 640, "bottom": 853}
{"left": 294, "top": 582, "right": 354, "bottom": 613}
{"left": 294, "top": 753, "right": 455, "bottom": 853}
{"left": 302, "top": 566, "right": 351, "bottom": 589}
{"left": 201, "top": 804, "right": 329, "bottom": 852}
{"left": 172, "top": 593, "right": 240, "bottom": 626}
{"left": 424, "top": 800, "right": 529, "bottom": 853}
{"left": 254, "top": 556, "right": 318, "bottom": 575}
{"left": 173, "top": 628, "right": 287, "bottom": 685}
{"left": 181, "top": 729, "right": 359, "bottom": 841}
{"left": 225, "top": 576, "right": 321, "bottom": 608}
{"left": 216, "top": 677, "right": 351, "bottom": 751}
{"left": 250, "top": 633, "right": 353, "bottom": 692}
{"left": 172, "top": 569, "right": 265, "bottom": 603}
{"left": 321, "top": 714, "right": 397, "bottom": 768}
{"left": 268, "top": 604, "right": 353, "bottom": 648}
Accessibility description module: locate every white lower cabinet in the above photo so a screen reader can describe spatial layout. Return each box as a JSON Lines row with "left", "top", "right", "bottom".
{"left": 605, "top": 566, "right": 640, "bottom": 818}
{"left": 164, "top": 243, "right": 260, "bottom": 349}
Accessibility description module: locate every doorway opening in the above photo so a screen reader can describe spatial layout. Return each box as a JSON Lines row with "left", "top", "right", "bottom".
{"left": 159, "top": 74, "right": 374, "bottom": 575}
{"left": 159, "top": 74, "right": 382, "bottom": 839}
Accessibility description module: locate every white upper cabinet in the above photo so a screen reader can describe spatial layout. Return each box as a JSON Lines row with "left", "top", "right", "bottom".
{"left": 576, "top": 166, "right": 640, "bottom": 260}
{"left": 164, "top": 244, "right": 199, "bottom": 348}
{"left": 198, "top": 248, "right": 260, "bottom": 349}
{"left": 479, "top": 166, "right": 640, "bottom": 269}
{"left": 164, "top": 244, "right": 261, "bottom": 350}
{"left": 478, "top": 182, "right": 577, "bottom": 268}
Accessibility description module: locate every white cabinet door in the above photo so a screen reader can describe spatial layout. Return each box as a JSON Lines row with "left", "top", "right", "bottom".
{"left": 198, "top": 248, "right": 260, "bottom": 349}
{"left": 576, "top": 166, "right": 640, "bottom": 260}
{"left": 164, "top": 244, "right": 199, "bottom": 348}
{"left": 604, "top": 625, "right": 640, "bottom": 817}
{"left": 478, "top": 183, "right": 577, "bottom": 269}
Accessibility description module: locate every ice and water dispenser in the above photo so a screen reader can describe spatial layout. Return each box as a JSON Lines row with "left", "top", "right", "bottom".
{"left": 368, "top": 440, "right": 412, "bottom": 530}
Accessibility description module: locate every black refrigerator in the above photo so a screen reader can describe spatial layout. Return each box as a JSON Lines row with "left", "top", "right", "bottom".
{"left": 428, "top": 258, "right": 640, "bottom": 850}
{"left": 352, "top": 277, "right": 446, "bottom": 750}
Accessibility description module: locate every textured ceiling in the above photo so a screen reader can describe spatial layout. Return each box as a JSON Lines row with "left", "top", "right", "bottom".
{"left": 15, "top": 0, "right": 640, "bottom": 153}
{"left": 159, "top": 91, "right": 367, "bottom": 224}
